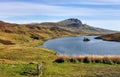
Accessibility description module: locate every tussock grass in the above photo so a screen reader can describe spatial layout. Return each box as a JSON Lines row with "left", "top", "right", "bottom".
{"left": 54, "top": 55, "right": 120, "bottom": 64}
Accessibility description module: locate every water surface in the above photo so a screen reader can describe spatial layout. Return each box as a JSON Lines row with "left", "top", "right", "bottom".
{"left": 39, "top": 36, "right": 120, "bottom": 55}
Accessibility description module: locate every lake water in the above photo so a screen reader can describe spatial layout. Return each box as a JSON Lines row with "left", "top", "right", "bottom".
{"left": 39, "top": 36, "right": 120, "bottom": 55}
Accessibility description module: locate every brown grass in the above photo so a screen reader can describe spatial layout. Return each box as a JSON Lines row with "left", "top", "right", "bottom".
{"left": 0, "top": 59, "right": 27, "bottom": 64}
{"left": 99, "top": 32, "right": 120, "bottom": 42}
{"left": 54, "top": 55, "right": 120, "bottom": 64}
{"left": 0, "top": 39, "right": 15, "bottom": 45}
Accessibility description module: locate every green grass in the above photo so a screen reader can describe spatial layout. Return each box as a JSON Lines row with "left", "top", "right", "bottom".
{"left": 1, "top": 63, "right": 120, "bottom": 77}
{"left": 0, "top": 64, "right": 37, "bottom": 77}
{"left": 43, "top": 63, "right": 120, "bottom": 77}
{"left": 0, "top": 46, "right": 56, "bottom": 63}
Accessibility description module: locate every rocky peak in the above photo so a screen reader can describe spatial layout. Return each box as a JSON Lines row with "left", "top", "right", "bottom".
{"left": 0, "top": 21, "right": 5, "bottom": 24}
{"left": 58, "top": 18, "right": 83, "bottom": 27}
{"left": 67, "top": 18, "right": 82, "bottom": 24}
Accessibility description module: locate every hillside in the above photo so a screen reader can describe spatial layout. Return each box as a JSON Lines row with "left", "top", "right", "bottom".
{"left": 0, "top": 19, "right": 116, "bottom": 46}
{"left": 0, "top": 21, "right": 81, "bottom": 46}
{"left": 95, "top": 32, "right": 120, "bottom": 42}
{"left": 0, "top": 20, "right": 82, "bottom": 65}
{"left": 40, "top": 18, "right": 116, "bottom": 34}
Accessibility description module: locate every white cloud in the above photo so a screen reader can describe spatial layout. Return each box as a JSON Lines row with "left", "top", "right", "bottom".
{"left": 0, "top": 2, "right": 120, "bottom": 18}
{"left": 0, "top": 2, "right": 120, "bottom": 31}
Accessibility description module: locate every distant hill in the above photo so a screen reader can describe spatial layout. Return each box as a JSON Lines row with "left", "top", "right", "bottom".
{"left": 39, "top": 18, "right": 116, "bottom": 34}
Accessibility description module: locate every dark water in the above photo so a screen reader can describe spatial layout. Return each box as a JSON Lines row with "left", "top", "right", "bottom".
{"left": 38, "top": 36, "right": 120, "bottom": 55}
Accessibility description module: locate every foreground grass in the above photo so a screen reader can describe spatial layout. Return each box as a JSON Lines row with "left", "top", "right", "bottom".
{"left": 1, "top": 45, "right": 120, "bottom": 77}
{"left": 0, "top": 64, "right": 36, "bottom": 77}
{"left": 42, "top": 63, "right": 120, "bottom": 77}
{"left": 1, "top": 63, "right": 120, "bottom": 77}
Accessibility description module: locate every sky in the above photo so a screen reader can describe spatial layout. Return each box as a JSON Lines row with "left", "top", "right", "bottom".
{"left": 0, "top": 0, "right": 120, "bottom": 31}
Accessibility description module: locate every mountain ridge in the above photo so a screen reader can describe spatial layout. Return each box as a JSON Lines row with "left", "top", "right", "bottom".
{"left": 39, "top": 18, "right": 116, "bottom": 34}
{"left": 0, "top": 18, "right": 117, "bottom": 35}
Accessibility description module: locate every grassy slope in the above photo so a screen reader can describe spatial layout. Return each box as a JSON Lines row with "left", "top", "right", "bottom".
{"left": 0, "top": 21, "right": 120, "bottom": 77}
{"left": 0, "top": 21, "right": 82, "bottom": 63}
{"left": 96, "top": 32, "right": 120, "bottom": 42}
{"left": 0, "top": 21, "right": 81, "bottom": 46}
{"left": 0, "top": 21, "right": 81, "bottom": 62}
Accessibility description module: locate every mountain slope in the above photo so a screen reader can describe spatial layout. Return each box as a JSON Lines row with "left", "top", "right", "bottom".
{"left": 0, "top": 21, "right": 80, "bottom": 46}
{"left": 40, "top": 18, "right": 116, "bottom": 34}
{"left": 0, "top": 18, "right": 117, "bottom": 45}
